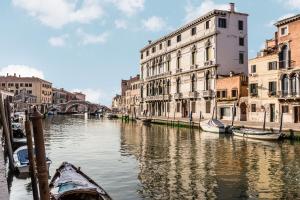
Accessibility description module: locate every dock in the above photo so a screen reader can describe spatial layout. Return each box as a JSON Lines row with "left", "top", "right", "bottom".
{"left": 0, "top": 148, "right": 9, "bottom": 200}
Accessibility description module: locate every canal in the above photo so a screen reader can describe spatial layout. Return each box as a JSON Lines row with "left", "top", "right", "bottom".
{"left": 8, "top": 115, "right": 300, "bottom": 199}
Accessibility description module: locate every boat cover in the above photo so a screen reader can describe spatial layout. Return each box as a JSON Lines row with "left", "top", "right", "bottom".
{"left": 207, "top": 119, "right": 225, "bottom": 128}
{"left": 17, "top": 149, "right": 29, "bottom": 165}
{"left": 52, "top": 164, "right": 106, "bottom": 195}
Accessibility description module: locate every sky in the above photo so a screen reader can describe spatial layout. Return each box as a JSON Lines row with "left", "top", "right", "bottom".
{"left": 0, "top": 0, "right": 299, "bottom": 105}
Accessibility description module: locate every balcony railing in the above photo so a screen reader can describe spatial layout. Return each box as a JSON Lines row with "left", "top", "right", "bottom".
{"left": 145, "top": 71, "right": 172, "bottom": 80}
{"left": 202, "top": 90, "right": 214, "bottom": 98}
{"left": 250, "top": 92, "right": 258, "bottom": 97}
{"left": 144, "top": 94, "right": 171, "bottom": 101}
{"left": 204, "top": 60, "right": 215, "bottom": 67}
{"left": 176, "top": 68, "right": 182, "bottom": 73}
{"left": 189, "top": 91, "right": 198, "bottom": 98}
{"left": 268, "top": 91, "right": 277, "bottom": 97}
{"left": 278, "top": 60, "right": 296, "bottom": 69}
{"left": 190, "top": 65, "right": 198, "bottom": 70}
{"left": 174, "top": 93, "right": 182, "bottom": 99}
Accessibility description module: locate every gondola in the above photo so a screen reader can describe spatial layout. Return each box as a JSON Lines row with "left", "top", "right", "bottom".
{"left": 49, "top": 162, "right": 112, "bottom": 200}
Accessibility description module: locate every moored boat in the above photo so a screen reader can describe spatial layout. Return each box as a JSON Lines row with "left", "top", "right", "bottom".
{"left": 13, "top": 146, "right": 51, "bottom": 173}
{"left": 200, "top": 119, "right": 229, "bottom": 134}
{"left": 142, "top": 118, "right": 152, "bottom": 125}
{"left": 49, "top": 162, "right": 112, "bottom": 200}
{"left": 232, "top": 128, "right": 282, "bottom": 140}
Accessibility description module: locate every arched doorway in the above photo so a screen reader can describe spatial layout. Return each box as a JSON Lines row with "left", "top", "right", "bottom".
{"left": 240, "top": 102, "right": 247, "bottom": 121}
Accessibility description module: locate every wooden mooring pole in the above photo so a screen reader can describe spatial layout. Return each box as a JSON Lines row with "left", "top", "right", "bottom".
{"left": 25, "top": 111, "right": 39, "bottom": 200}
{"left": 0, "top": 94, "right": 14, "bottom": 170}
{"left": 199, "top": 111, "right": 202, "bottom": 130}
{"left": 263, "top": 110, "right": 266, "bottom": 131}
{"left": 30, "top": 107, "right": 50, "bottom": 200}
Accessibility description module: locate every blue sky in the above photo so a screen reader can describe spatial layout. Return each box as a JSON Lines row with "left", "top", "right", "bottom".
{"left": 0, "top": 0, "right": 299, "bottom": 105}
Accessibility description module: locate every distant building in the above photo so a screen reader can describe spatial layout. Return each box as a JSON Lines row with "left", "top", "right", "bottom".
{"left": 124, "top": 75, "right": 140, "bottom": 115}
{"left": 52, "top": 88, "right": 68, "bottom": 104}
{"left": 112, "top": 94, "right": 122, "bottom": 112}
{"left": 216, "top": 72, "right": 248, "bottom": 121}
{"left": 0, "top": 74, "right": 52, "bottom": 105}
{"left": 139, "top": 3, "right": 248, "bottom": 118}
{"left": 13, "top": 89, "right": 37, "bottom": 111}
{"left": 74, "top": 92, "right": 86, "bottom": 101}
{"left": 248, "top": 14, "right": 300, "bottom": 123}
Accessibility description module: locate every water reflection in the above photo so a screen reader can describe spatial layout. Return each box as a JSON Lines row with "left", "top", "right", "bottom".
{"left": 8, "top": 116, "right": 300, "bottom": 200}
{"left": 120, "top": 123, "right": 300, "bottom": 200}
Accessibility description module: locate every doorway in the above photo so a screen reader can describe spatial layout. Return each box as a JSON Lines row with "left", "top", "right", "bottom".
{"left": 270, "top": 104, "right": 275, "bottom": 122}
{"left": 182, "top": 100, "right": 188, "bottom": 118}
{"left": 294, "top": 106, "right": 300, "bottom": 123}
{"left": 240, "top": 102, "right": 247, "bottom": 121}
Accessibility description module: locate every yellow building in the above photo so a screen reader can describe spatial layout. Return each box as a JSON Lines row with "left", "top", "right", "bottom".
{"left": 0, "top": 74, "right": 52, "bottom": 105}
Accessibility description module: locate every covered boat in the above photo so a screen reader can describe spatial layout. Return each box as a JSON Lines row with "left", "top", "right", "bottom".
{"left": 13, "top": 146, "right": 52, "bottom": 173}
{"left": 232, "top": 128, "right": 282, "bottom": 140}
{"left": 12, "top": 122, "right": 27, "bottom": 147}
{"left": 200, "top": 119, "right": 229, "bottom": 133}
{"left": 50, "top": 162, "right": 112, "bottom": 200}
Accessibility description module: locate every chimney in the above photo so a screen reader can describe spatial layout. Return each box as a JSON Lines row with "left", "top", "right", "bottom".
{"left": 14, "top": 73, "right": 16, "bottom": 77}
{"left": 19, "top": 75, "right": 21, "bottom": 77}
{"left": 6, "top": 73, "right": 8, "bottom": 77}
{"left": 229, "top": 3, "right": 235, "bottom": 12}
{"left": 148, "top": 40, "right": 152, "bottom": 44}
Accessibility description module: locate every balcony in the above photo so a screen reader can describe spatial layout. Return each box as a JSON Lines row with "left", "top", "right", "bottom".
{"left": 145, "top": 71, "right": 172, "bottom": 80}
{"left": 176, "top": 68, "right": 182, "bottom": 74}
{"left": 268, "top": 91, "right": 277, "bottom": 97}
{"left": 278, "top": 60, "right": 296, "bottom": 69}
{"left": 144, "top": 94, "right": 171, "bottom": 101}
{"left": 174, "top": 93, "right": 182, "bottom": 100}
{"left": 190, "top": 65, "right": 198, "bottom": 70}
{"left": 189, "top": 91, "right": 198, "bottom": 99}
{"left": 278, "top": 90, "right": 300, "bottom": 99}
{"left": 204, "top": 60, "right": 215, "bottom": 67}
{"left": 250, "top": 92, "right": 258, "bottom": 97}
{"left": 202, "top": 90, "right": 214, "bottom": 98}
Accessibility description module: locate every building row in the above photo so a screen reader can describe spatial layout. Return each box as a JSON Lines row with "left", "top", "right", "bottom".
{"left": 113, "top": 3, "right": 300, "bottom": 123}
{"left": 0, "top": 73, "right": 86, "bottom": 112}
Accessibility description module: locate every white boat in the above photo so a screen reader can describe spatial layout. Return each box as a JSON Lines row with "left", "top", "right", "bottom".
{"left": 232, "top": 128, "right": 282, "bottom": 140}
{"left": 200, "top": 119, "right": 229, "bottom": 133}
{"left": 13, "top": 146, "right": 51, "bottom": 173}
{"left": 49, "top": 162, "right": 112, "bottom": 200}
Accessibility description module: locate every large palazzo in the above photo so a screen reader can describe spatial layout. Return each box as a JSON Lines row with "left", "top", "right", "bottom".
{"left": 139, "top": 3, "right": 248, "bottom": 119}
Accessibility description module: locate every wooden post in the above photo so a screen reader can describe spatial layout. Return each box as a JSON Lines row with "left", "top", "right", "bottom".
{"left": 263, "top": 110, "right": 266, "bottom": 131}
{"left": 0, "top": 94, "right": 14, "bottom": 170}
{"left": 279, "top": 112, "right": 283, "bottom": 133}
{"left": 30, "top": 107, "right": 50, "bottom": 200}
{"left": 167, "top": 112, "right": 169, "bottom": 126}
{"left": 211, "top": 106, "right": 215, "bottom": 120}
{"left": 25, "top": 111, "right": 39, "bottom": 200}
{"left": 199, "top": 111, "right": 202, "bottom": 129}
{"left": 173, "top": 112, "right": 175, "bottom": 127}
{"left": 231, "top": 103, "right": 236, "bottom": 127}
{"left": 4, "top": 98, "right": 13, "bottom": 144}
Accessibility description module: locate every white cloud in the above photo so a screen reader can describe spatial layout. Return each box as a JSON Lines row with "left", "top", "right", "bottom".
{"left": 185, "top": 0, "right": 228, "bottom": 22}
{"left": 12, "top": 0, "right": 104, "bottom": 28}
{"left": 111, "top": 0, "right": 144, "bottom": 16}
{"left": 283, "top": 0, "right": 300, "bottom": 9}
{"left": 267, "top": 13, "right": 296, "bottom": 27}
{"left": 48, "top": 34, "right": 68, "bottom": 47}
{"left": 71, "top": 88, "right": 105, "bottom": 104}
{"left": 76, "top": 28, "right": 109, "bottom": 45}
{"left": 142, "top": 16, "right": 166, "bottom": 32}
{"left": 0, "top": 65, "right": 44, "bottom": 79}
{"left": 115, "top": 19, "right": 127, "bottom": 29}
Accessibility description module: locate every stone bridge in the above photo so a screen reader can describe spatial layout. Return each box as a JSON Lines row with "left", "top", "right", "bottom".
{"left": 48, "top": 100, "right": 104, "bottom": 113}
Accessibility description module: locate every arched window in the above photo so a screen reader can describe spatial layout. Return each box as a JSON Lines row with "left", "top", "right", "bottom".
{"left": 166, "top": 54, "right": 171, "bottom": 72}
{"left": 176, "top": 78, "right": 181, "bottom": 93}
{"left": 205, "top": 71, "right": 210, "bottom": 90}
{"left": 291, "top": 74, "right": 297, "bottom": 95}
{"left": 191, "top": 74, "right": 196, "bottom": 92}
{"left": 282, "top": 74, "right": 288, "bottom": 96}
{"left": 177, "top": 51, "right": 181, "bottom": 69}
{"left": 191, "top": 45, "right": 197, "bottom": 65}
{"left": 167, "top": 80, "right": 171, "bottom": 94}
{"left": 279, "top": 45, "right": 289, "bottom": 68}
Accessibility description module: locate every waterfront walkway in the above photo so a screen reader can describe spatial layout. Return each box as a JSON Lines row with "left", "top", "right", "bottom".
{"left": 138, "top": 116, "right": 300, "bottom": 133}
{"left": 0, "top": 148, "right": 9, "bottom": 200}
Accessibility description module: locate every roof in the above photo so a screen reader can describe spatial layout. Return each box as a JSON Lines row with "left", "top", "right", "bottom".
{"left": 275, "top": 14, "right": 300, "bottom": 27}
{"left": 0, "top": 75, "right": 52, "bottom": 84}
{"left": 140, "top": 9, "right": 248, "bottom": 52}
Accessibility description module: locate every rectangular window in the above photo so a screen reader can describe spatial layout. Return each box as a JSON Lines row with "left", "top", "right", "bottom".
{"left": 25, "top": 83, "right": 28, "bottom": 87}
{"left": 29, "top": 83, "right": 32, "bottom": 87}
{"left": 239, "top": 37, "right": 244, "bottom": 46}
{"left": 217, "top": 91, "right": 221, "bottom": 98}
{"left": 251, "top": 65, "right": 256, "bottom": 73}
{"left": 146, "top": 50, "right": 149, "bottom": 56}
{"left": 152, "top": 46, "right": 156, "bottom": 53}
{"left": 177, "top": 102, "right": 181, "bottom": 113}
{"left": 232, "top": 89, "right": 238, "bottom": 98}
{"left": 251, "top": 104, "right": 256, "bottom": 112}
{"left": 191, "top": 102, "right": 196, "bottom": 113}
{"left": 281, "top": 27, "right": 288, "bottom": 36}
{"left": 159, "top": 43, "right": 162, "bottom": 50}
{"left": 141, "top": 53, "right": 143, "bottom": 59}
{"left": 177, "top": 34, "right": 181, "bottom": 42}
{"left": 1, "top": 83, "right": 5, "bottom": 87}
{"left": 205, "top": 21, "right": 210, "bottom": 29}
{"left": 191, "top": 27, "right": 197, "bottom": 35}
{"left": 268, "top": 81, "right": 277, "bottom": 96}
{"left": 238, "top": 20, "right": 244, "bottom": 31}
{"left": 221, "top": 90, "right": 227, "bottom": 98}
{"left": 206, "top": 101, "right": 211, "bottom": 113}
{"left": 167, "top": 40, "right": 171, "bottom": 47}
{"left": 268, "top": 61, "right": 277, "bottom": 70}
{"left": 218, "top": 18, "right": 227, "bottom": 28}
{"left": 191, "top": 51, "right": 196, "bottom": 65}
{"left": 282, "top": 105, "right": 289, "bottom": 113}
{"left": 250, "top": 83, "right": 258, "bottom": 96}
{"left": 239, "top": 52, "right": 244, "bottom": 64}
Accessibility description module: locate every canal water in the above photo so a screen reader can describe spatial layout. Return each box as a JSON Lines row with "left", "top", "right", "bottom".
{"left": 8, "top": 115, "right": 300, "bottom": 200}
